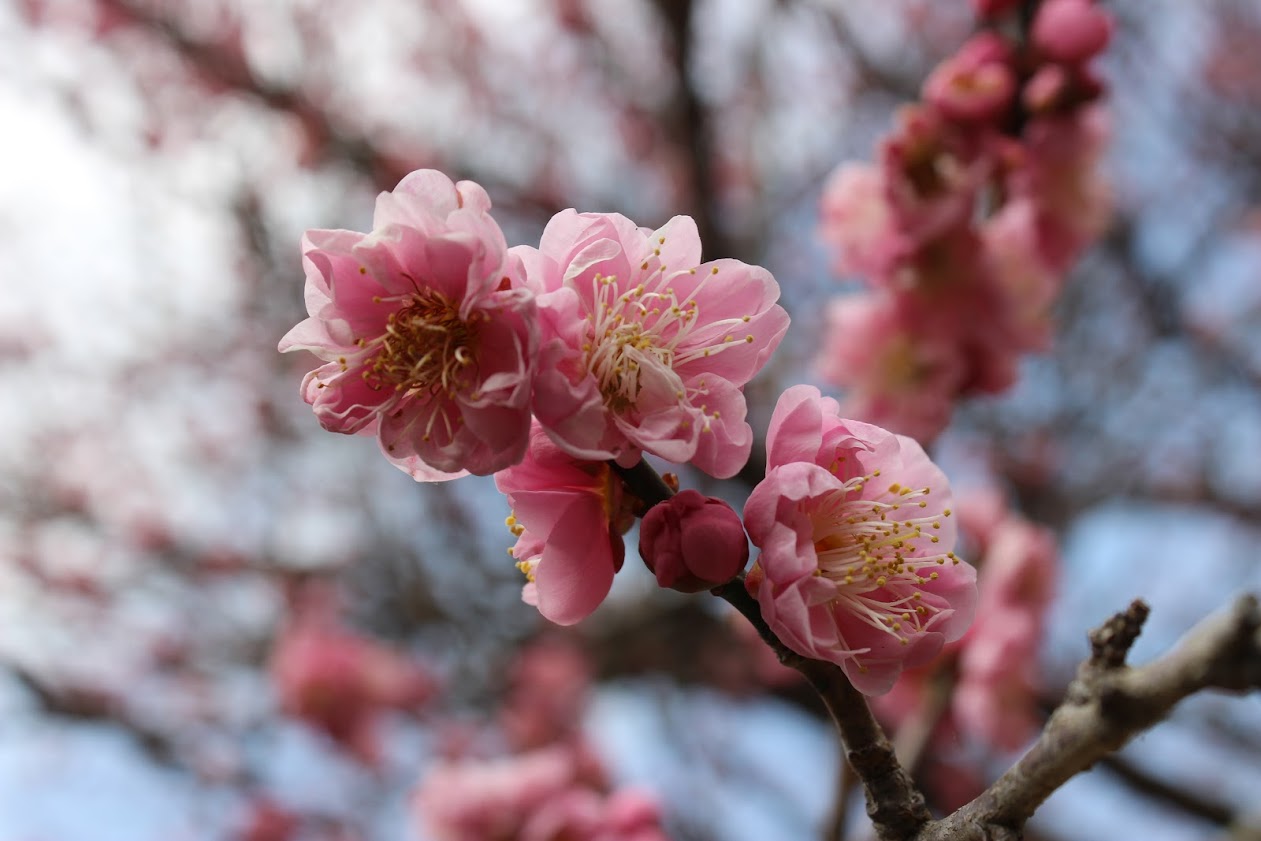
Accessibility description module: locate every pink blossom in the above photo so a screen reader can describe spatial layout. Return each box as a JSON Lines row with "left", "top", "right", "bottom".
{"left": 743, "top": 385, "right": 977, "bottom": 695}
{"left": 1033, "top": 0, "right": 1113, "bottom": 66}
{"left": 270, "top": 586, "right": 438, "bottom": 764}
{"left": 981, "top": 200, "right": 1061, "bottom": 352}
{"left": 954, "top": 612, "right": 1042, "bottom": 750}
{"left": 520, "top": 789, "right": 670, "bottom": 841}
{"left": 816, "top": 292, "right": 964, "bottom": 443}
{"left": 495, "top": 423, "right": 638, "bottom": 625}
{"left": 879, "top": 105, "right": 989, "bottom": 247}
{"left": 412, "top": 746, "right": 587, "bottom": 841}
{"left": 638, "top": 490, "right": 749, "bottom": 592}
{"left": 279, "top": 169, "right": 536, "bottom": 480}
{"left": 517, "top": 210, "right": 789, "bottom": 478}
{"left": 818, "top": 164, "right": 906, "bottom": 278}
{"left": 499, "top": 635, "right": 592, "bottom": 750}
{"left": 977, "top": 518, "right": 1058, "bottom": 617}
{"left": 923, "top": 34, "right": 1016, "bottom": 124}
{"left": 1008, "top": 107, "right": 1111, "bottom": 270}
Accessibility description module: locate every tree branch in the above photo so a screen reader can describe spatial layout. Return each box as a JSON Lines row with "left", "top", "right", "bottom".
{"left": 916, "top": 596, "right": 1261, "bottom": 841}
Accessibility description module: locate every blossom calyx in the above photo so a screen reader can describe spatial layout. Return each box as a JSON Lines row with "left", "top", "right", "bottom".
{"left": 638, "top": 490, "right": 749, "bottom": 593}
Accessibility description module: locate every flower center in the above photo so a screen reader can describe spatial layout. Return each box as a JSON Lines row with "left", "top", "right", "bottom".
{"left": 581, "top": 262, "right": 755, "bottom": 422}
{"left": 362, "top": 290, "right": 479, "bottom": 398}
{"left": 809, "top": 466, "right": 960, "bottom": 646}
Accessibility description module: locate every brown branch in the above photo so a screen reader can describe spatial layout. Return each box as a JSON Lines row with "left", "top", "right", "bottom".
{"left": 713, "top": 579, "right": 931, "bottom": 841}
{"left": 915, "top": 595, "right": 1261, "bottom": 841}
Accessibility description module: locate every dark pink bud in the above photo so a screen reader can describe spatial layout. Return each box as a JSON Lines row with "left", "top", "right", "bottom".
{"left": 1033, "top": 0, "right": 1112, "bottom": 65}
{"left": 638, "top": 490, "right": 749, "bottom": 593}
{"left": 972, "top": 0, "right": 1021, "bottom": 18}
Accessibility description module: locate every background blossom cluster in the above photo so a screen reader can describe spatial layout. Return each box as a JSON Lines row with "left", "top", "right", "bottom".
{"left": 816, "top": 0, "right": 1113, "bottom": 443}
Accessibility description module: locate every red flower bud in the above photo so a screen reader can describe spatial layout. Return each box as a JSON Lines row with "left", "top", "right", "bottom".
{"left": 1033, "top": 0, "right": 1112, "bottom": 66}
{"left": 638, "top": 490, "right": 749, "bottom": 593}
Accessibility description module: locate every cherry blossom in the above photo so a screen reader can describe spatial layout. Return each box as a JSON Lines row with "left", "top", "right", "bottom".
{"left": 279, "top": 169, "right": 537, "bottom": 480}
{"left": 495, "top": 423, "right": 638, "bottom": 625}
{"left": 517, "top": 210, "right": 789, "bottom": 478}
{"left": 743, "top": 386, "right": 977, "bottom": 695}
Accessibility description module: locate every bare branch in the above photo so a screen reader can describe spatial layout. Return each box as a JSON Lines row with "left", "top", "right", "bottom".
{"left": 916, "top": 595, "right": 1261, "bottom": 841}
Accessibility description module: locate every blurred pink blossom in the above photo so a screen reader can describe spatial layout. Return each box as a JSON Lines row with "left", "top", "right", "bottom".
{"left": 743, "top": 386, "right": 977, "bottom": 695}
{"left": 279, "top": 169, "right": 537, "bottom": 480}
{"left": 270, "top": 585, "right": 438, "bottom": 764}
{"left": 517, "top": 210, "right": 788, "bottom": 478}
{"left": 1033, "top": 0, "right": 1113, "bottom": 66}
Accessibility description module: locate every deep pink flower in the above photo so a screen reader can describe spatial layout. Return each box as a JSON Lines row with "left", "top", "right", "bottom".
{"left": 517, "top": 211, "right": 789, "bottom": 478}
{"left": 1033, "top": 0, "right": 1112, "bottom": 66}
{"left": 279, "top": 169, "right": 536, "bottom": 480}
{"left": 743, "top": 386, "right": 977, "bottom": 695}
{"left": 495, "top": 423, "right": 637, "bottom": 625}
{"left": 639, "top": 489, "right": 749, "bottom": 593}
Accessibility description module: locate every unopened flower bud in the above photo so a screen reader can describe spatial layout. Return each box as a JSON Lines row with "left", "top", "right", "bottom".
{"left": 1033, "top": 0, "right": 1112, "bottom": 65}
{"left": 638, "top": 490, "right": 749, "bottom": 593}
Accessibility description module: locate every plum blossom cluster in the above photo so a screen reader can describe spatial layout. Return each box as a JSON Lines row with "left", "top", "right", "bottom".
{"left": 817, "top": 0, "right": 1112, "bottom": 442}
{"left": 412, "top": 636, "right": 671, "bottom": 841}
{"left": 281, "top": 169, "right": 789, "bottom": 623}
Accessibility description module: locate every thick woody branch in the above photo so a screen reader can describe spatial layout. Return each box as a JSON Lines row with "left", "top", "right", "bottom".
{"left": 916, "top": 595, "right": 1261, "bottom": 841}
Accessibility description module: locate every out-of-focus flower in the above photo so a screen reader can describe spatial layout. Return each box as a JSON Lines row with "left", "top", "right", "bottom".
{"left": 270, "top": 585, "right": 438, "bottom": 764}
{"left": 817, "top": 292, "right": 964, "bottom": 443}
{"left": 743, "top": 386, "right": 977, "bottom": 695}
{"left": 517, "top": 210, "right": 788, "bottom": 478}
{"left": 638, "top": 489, "right": 748, "bottom": 593}
{"left": 495, "top": 423, "right": 638, "bottom": 625}
{"left": 500, "top": 635, "right": 593, "bottom": 751}
{"left": 520, "top": 788, "right": 671, "bottom": 841}
{"left": 1033, "top": 0, "right": 1113, "bottom": 65}
{"left": 279, "top": 169, "right": 536, "bottom": 480}
{"left": 412, "top": 746, "right": 592, "bottom": 841}
{"left": 923, "top": 34, "right": 1017, "bottom": 124}
{"left": 818, "top": 163, "right": 905, "bottom": 278}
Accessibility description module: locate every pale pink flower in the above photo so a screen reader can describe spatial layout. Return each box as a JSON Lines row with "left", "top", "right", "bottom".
{"left": 1008, "top": 106, "right": 1111, "bottom": 270}
{"left": 743, "top": 386, "right": 977, "bottom": 695}
{"left": 412, "top": 746, "right": 585, "bottom": 841}
{"left": 270, "top": 586, "right": 438, "bottom": 764}
{"left": 977, "top": 518, "right": 1058, "bottom": 617}
{"left": 517, "top": 210, "right": 789, "bottom": 478}
{"left": 954, "top": 612, "right": 1042, "bottom": 751}
{"left": 279, "top": 169, "right": 536, "bottom": 480}
{"left": 638, "top": 490, "right": 749, "bottom": 592}
{"left": 879, "top": 105, "right": 989, "bottom": 248}
{"left": 818, "top": 163, "right": 907, "bottom": 278}
{"left": 499, "top": 635, "right": 592, "bottom": 750}
{"left": 495, "top": 423, "right": 638, "bottom": 625}
{"left": 520, "top": 789, "right": 670, "bottom": 841}
{"left": 981, "top": 200, "right": 1061, "bottom": 353}
{"left": 816, "top": 292, "right": 964, "bottom": 443}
